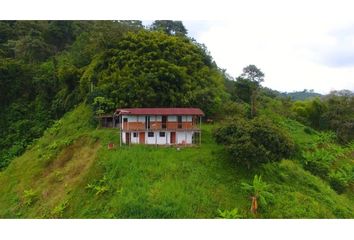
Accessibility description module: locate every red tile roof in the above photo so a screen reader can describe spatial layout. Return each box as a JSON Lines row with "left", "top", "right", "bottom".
{"left": 115, "top": 108, "right": 204, "bottom": 116}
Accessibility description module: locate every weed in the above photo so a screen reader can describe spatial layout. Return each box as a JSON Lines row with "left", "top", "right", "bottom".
{"left": 23, "top": 189, "right": 37, "bottom": 207}
{"left": 217, "top": 208, "right": 242, "bottom": 219}
{"left": 51, "top": 200, "right": 69, "bottom": 218}
{"left": 86, "top": 175, "right": 110, "bottom": 196}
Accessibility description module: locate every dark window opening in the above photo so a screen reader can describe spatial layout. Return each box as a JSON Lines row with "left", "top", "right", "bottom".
{"left": 159, "top": 132, "right": 165, "bottom": 137}
{"left": 145, "top": 116, "right": 151, "bottom": 129}
{"left": 162, "top": 116, "right": 167, "bottom": 129}
{"left": 177, "top": 116, "right": 182, "bottom": 128}
{"left": 148, "top": 132, "right": 154, "bottom": 137}
{"left": 133, "top": 132, "right": 137, "bottom": 138}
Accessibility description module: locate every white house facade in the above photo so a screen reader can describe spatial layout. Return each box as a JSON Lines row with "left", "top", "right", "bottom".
{"left": 115, "top": 108, "right": 204, "bottom": 145}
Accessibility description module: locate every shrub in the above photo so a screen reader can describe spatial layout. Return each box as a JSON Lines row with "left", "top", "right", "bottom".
{"left": 214, "top": 116, "right": 295, "bottom": 168}
{"left": 217, "top": 208, "right": 242, "bottom": 219}
{"left": 304, "top": 159, "right": 331, "bottom": 179}
{"left": 304, "top": 127, "right": 315, "bottom": 135}
{"left": 241, "top": 175, "right": 273, "bottom": 208}
{"left": 51, "top": 200, "right": 69, "bottom": 218}
{"left": 302, "top": 149, "right": 335, "bottom": 179}
{"left": 329, "top": 166, "right": 353, "bottom": 194}
{"left": 23, "top": 189, "right": 37, "bottom": 206}
{"left": 86, "top": 175, "right": 110, "bottom": 195}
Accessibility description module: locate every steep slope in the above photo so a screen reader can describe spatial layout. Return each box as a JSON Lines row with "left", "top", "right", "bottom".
{"left": 0, "top": 105, "right": 353, "bottom": 218}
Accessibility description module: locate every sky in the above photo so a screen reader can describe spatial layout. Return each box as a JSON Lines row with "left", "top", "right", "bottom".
{"left": 179, "top": 19, "right": 354, "bottom": 94}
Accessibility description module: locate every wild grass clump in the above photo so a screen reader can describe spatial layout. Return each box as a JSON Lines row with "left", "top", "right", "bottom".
{"left": 86, "top": 175, "right": 110, "bottom": 196}
{"left": 51, "top": 200, "right": 69, "bottom": 218}
{"left": 260, "top": 160, "right": 353, "bottom": 218}
{"left": 23, "top": 189, "right": 37, "bottom": 207}
{"left": 217, "top": 208, "right": 243, "bottom": 219}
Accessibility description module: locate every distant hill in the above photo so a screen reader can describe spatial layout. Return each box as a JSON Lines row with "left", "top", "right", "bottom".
{"left": 281, "top": 90, "right": 322, "bottom": 101}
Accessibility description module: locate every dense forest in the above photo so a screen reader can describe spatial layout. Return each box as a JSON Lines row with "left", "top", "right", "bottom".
{"left": 0, "top": 20, "right": 225, "bottom": 168}
{"left": 0, "top": 21, "right": 353, "bottom": 218}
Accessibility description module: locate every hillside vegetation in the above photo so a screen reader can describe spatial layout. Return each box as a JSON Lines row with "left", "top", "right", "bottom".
{"left": 0, "top": 20, "right": 353, "bottom": 218}
{"left": 0, "top": 104, "right": 353, "bottom": 218}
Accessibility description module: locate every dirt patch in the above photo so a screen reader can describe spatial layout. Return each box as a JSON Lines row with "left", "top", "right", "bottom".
{"left": 36, "top": 137, "right": 101, "bottom": 208}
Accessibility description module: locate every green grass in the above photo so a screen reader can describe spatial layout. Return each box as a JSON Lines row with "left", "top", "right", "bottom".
{"left": 0, "top": 104, "right": 353, "bottom": 218}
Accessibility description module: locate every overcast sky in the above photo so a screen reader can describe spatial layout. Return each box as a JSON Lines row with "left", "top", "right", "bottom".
{"left": 178, "top": 19, "right": 354, "bottom": 94}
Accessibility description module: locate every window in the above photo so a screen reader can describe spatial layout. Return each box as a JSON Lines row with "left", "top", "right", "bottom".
{"left": 133, "top": 132, "right": 137, "bottom": 138}
{"left": 159, "top": 132, "right": 165, "bottom": 137}
{"left": 145, "top": 116, "right": 151, "bottom": 129}
{"left": 148, "top": 132, "right": 154, "bottom": 137}
{"left": 162, "top": 116, "right": 167, "bottom": 129}
{"left": 177, "top": 116, "right": 182, "bottom": 128}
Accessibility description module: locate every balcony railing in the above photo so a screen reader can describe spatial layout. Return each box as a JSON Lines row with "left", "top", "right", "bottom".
{"left": 122, "top": 122, "right": 200, "bottom": 131}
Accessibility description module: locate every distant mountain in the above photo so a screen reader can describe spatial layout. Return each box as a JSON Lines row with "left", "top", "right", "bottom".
{"left": 281, "top": 89, "right": 322, "bottom": 101}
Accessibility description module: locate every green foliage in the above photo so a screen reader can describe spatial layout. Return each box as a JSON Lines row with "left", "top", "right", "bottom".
{"left": 300, "top": 133, "right": 354, "bottom": 193}
{"left": 0, "top": 21, "right": 353, "bottom": 219}
{"left": 0, "top": 105, "right": 353, "bottom": 218}
{"left": 304, "top": 126, "right": 315, "bottom": 135}
{"left": 241, "top": 175, "right": 273, "bottom": 207}
{"left": 261, "top": 160, "right": 353, "bottom": 218}
{"left": 92, "top": 96, "right": 115, "bottom": 115}
{"left": 217, "top": 208, "right": 242, "bottom": 219}
{"left": 86, "top": 175, "right": 110, "bottom": 196}
{"left": 0, "top": 20, "right": 144, "bottom": 168}
{"left": 329, "top": 168, "right": 352, "bottom": 194}
{"left": 303, "top": 149, "right": 334, "bottom": 179}
{"left": 291, "top": 92, "right": 354, "bottom": 143}
{"left": 51, "top": 200, "right": 69, "bottom": 218}
{"left": 214, "top": 116, "right": 295, "bottom": 168}
{"left": 81, "top": 31, "right": 225, "bottom": 117}
{"left": 151, "top": 20, "right": 187, "bottom": 36}
{"left": 23, "top": 189, "right": 37, "bottom": 207}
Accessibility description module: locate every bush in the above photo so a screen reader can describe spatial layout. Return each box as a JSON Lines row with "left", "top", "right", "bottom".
{"left": 214, "top": 116, "right": 295, "bottom": 168}
{"left": 217, "top": 208, "right": 242, "bottom": 219}
{"left": 302, "top": 149, "right": 335, "bottom": 179}
{"left": 329, "top": 166, "right": 353, "bottom": 194}
{"left": 304, "top": 127, "right": 315, "bottom": 135}
{"left": 23, "top": 189, "right": 37, "bottom": 206}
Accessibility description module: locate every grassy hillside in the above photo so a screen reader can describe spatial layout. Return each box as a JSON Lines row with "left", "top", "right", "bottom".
{"left": 0, "top": 104, "right": 353, "bottom": 218}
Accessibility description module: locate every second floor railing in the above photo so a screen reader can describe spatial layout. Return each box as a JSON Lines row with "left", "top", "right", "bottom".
{"left": 122, "top": 121, "right": 200, "bottom": 131}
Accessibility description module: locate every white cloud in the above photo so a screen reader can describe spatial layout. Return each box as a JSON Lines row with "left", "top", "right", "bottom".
{"left": 181, "top": 1, "right": 354, "bottom": 94}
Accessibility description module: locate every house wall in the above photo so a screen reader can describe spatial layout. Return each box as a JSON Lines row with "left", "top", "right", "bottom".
{"left": 176, "top": 131, "right": 193, "bottom": 144}
{"left": 146, "top": 131, "right": 170, "bottom": 144}
{"left": 121, "top": 130, "right": 194, "bottom": 145}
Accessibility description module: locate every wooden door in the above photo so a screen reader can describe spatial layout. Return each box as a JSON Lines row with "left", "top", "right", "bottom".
{"left": 170, "top": 132, "right": 176, "bottom": 144}
{"left": 139, "top": 132, "right": 145, "bottom": 144}
{"left": 126, "top": 132, "right": 130, "bottom": 144}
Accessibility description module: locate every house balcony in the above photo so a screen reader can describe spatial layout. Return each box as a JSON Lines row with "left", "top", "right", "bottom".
{"left": 122, "top": 122, "right": 201, "bottom": 131}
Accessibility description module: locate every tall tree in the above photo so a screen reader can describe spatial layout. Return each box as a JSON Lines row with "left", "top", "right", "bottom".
{"left": 239, "top": 65, "right": 264, "bottom": 118}
{"left": 151, "top": 20, "right": 187, "bottom": 36}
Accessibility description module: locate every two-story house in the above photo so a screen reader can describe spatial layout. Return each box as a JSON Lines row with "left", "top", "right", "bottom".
{"left": 115, "top": 108, "right": 204, "bottom": 145}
